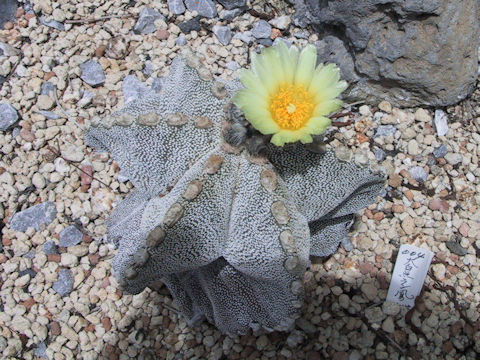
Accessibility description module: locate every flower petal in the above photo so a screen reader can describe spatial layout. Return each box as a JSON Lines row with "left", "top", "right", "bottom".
{"left": 233, "top": 91, "right": 280, "bottom": 135}
{"left": 277, "top": 42, "right": 298, "bottom": 85}
{"left": 294, "top": 44, "right": 317, "bottom": 88}
{"left": 309, "top": 64, "right": 347, "bottom": 102}
{"left": 305, "top": 116, "right": 331, "bottom": 135}
{"left": 251, "top": 52, "right": 278, "bottom": 93}
{"left": 313, "top": 99, "right": 343, "bottom": 117}
{"left": 237, "top": 69, "right": 268, "bottom": 98}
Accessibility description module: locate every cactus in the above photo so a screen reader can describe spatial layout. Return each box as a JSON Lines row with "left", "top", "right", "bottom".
{"left": 85, "top": 49, "right": 385, "bottom": 335}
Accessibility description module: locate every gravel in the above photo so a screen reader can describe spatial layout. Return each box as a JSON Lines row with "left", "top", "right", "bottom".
{"left": 0, "top": 102, "right": 18, "bottom": 131}
{"left": 133, "top": 7, "right": 164, "bottom": 35}
{"left": 0, "top": 2, "right": 479, "bottom": 360}
{"left": 252, "top": 20, "right": 272, "bottom": 39}
{"left": 185, "top": 0, "right": 217, "bottom": 18}
{"left": 434, "top": 109, "right": 449, "bottom": 136}
{"left": 212, "top": 25, "right": 233, "bottom": 45}
{"left": 80, "top": 60, "right": 105, "bottom": 87}
{"left": 59, "top": 225, "right": 83, "bottom": 247}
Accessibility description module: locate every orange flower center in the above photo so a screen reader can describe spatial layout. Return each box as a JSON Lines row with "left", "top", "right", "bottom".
{"left": 269, "top": 83, "right": 314, "bottom": 130}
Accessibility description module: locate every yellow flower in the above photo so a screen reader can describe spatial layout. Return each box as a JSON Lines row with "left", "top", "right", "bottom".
{"left": 233, "top": 42, "right": 348, "bottom": 146}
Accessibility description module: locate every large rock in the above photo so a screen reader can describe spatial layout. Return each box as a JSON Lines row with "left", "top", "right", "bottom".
{"left": 0, "top": 0, "right": 18, "bottom": 28}
{"left": 295, "top": 0, "right": 480, "bottom": 107}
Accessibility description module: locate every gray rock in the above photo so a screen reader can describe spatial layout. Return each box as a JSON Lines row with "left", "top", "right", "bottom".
{"left": 216, "top": 0, "right": 246, "bottom": 10}
{"left": 43, "top": 240, "right": 59, "bottom": 255}
{"left": 446, "top": 241, "right": 467, "bottom": 256}
{"left": 269, "top": 15, "right": 291, "bottom": 30}
{"left": 0, "top": 42, "right": 19, "bottom": 56}
{"left": 433, "top": 144, "right": 447, "bottom": 158}
{"left": 225, "top": 61, "right": 239, "bottom": 71}
{"left": 434, "top": 109, "right": 449, "bottom": 136}
{"left": 80, "top": 60, "right": 105, "bottom": 87}
{"left": 0, "top": 0, "right": 18, "bottom": 28}
{"left": 37, "top": 110, "right": 61, "bottom": 120}
{"left": 18, "top": 268, "right": 36, "bottom": 279}
{"left": 178, "top": 16, "right": 202, "bottom": 33}
{"left": 11, "top": 127, "right": 20, "bottom": 138}
{"left": 444, "top": 152, "right": 462, "bottom": 166}
{"left": 59, "top": 225, "right": 83, "bottom": 247}
{"left": 39, "top": 16, "right": 65, "bottom": 31}
{"left": 212, "top": 25, "right": 232, "bottom": 45}
{"left": 34, "top": 342, "right": 47, "bottom": 359}
{"left": 185, "top": 0, "right": 217, "bottom": 18}
{"left": 176, "top": 35, "right": 187, "bottom": 46}
{"left": 409, "top": 166, "right": 428, "bottom": 182}
{"left": 219, "top": 8, "right": 244, "bottom": 20}
{"left": 122, "top": 75, "right": 152, "bottom": 104}
{"left": 233, "top": 30, "right": 253, "bottom": 43}
{"left": 375, "top": 125, "right": 397, "bottom": 137}
{"left": 168, "top": 0, "right": 186, "bottom": 14}
{"left": 142, "top": 62, "right": 155, "bottom": 76}
{"left": 373, "top": 147, "right": 386, "bottom": 161}
{"left": 40, "top": 81, "right": 55, "bottom": 96}
{"left": 23, "top": 250, "right": 35, "bottom": 259}
{"left": 295, "top": 318, "right": 316, "bottom": 334}
{"left": 133, "top": 8, "right": 164, "bottom": 34}
{"left": 151, "top": 77, "right": 165, "bottom": 93}
{"left": 298, "top": 0, "right": 480, "bottom": 107}
{"left": 257, "top": 38, "right": 273, "bottom": 47}
{"left": 53, "top": 269, "right": 74, "bottom": 297}
{"left": 252, "top": 20, "right": 272, "bottom": 39}
{"left": 78, "top": 90, "right": 94, "bottom": 108}
{"left": 10, "top": 202, "right": 57, "bottom": 232}
{"left": 0, "top": 102, "right": 18, "bottom": 131}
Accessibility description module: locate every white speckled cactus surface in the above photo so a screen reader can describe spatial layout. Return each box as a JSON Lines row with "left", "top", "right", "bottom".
{"left": 85, "top": 49, "right": 385, "bottom": 335}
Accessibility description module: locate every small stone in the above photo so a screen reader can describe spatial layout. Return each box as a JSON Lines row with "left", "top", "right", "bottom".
{"left": 382, "top": 301, "right": 400, "bottom": 316}
{"left": 444, "top": 152, "right": 462, "bottom": 166}
{"left": 80, "top": 60, "right": 105, "bottom": 86}
{"left": 458, "top": 222, "right": 470, "bottom": 237}
{"left": 37, "top": 110, "right": 60, "bottom": 120}
{"left": 212, "top": 25, "right": 232, "bottom": 45}
{"left": 203, "top": 335, "right": 215, "bottom": 348}
{"left": 359, "top": 105, "right": 372, "bottom": 116}
{"left": 185, "top": 0, "right": 217, "bottom": 18}
{"left": 271, "top": 201, "right": 290, "bottom": 225}
{"left": 105, "top": 36, "right": 129, "bottom": 60}
{"left": 59, "top": 225, "right": 83, "bottom": 247}
{"left": 36, "top": 95, "right": 54, "bottom": 110}
{"left": 63, "top": 145, "right": 84, "bottom": 162}
{"left": 334, "top": 146, "right": 352, "bottom": 162}
{"left": 10, "top": 202, "right": 57, "bottom": 232}
{"left": 409, "top": 166, "right": 427, "bottom": 182}
{"left": 414, "top": 108, "right": 431, "bottom": 122}
{"left": 233, "top": 31, "right": 253, "bottom": 43}
{"left": 407, "top": 139, "right": 420, "bottom": 155}
{"left": 434, "top": 109, "right": 448, "bottom": 136}
{"left": 43, "top": 241, "right": 59, "bottom": 255}
{"left": 382, "top": 317, "right": 395, "bottom": 333}
{"left": 225, "top": 61, "right": 239, "bottom": 71}
{"left": 53, "top": 269, "right": 74, "bottom": 297}
{"left": 296, "top": 318, "right": 316, "bottom": 334}
{"left": 373, "top": 148, "right": 386, "bottom": 161}
{"left": 219, "top": 8, "right": 243, "bottom": 21}
{"left": 122, "top": 75, "right": 151, "bottom": 104}
{"left": 133, "top": 7, "right": 164, "bottom": 34}
{"left": 401, "top": 215, "right": 415, "bottom": 235}
{"left": 252, "top": 20, "right": 272, "bottom": 39}
{"left": 39, "top": 16, "right": 65, "bottom": 31}
{"left": 378, "top": 101, "right": 392, "bottom": 113}
{"left": 0, "top": 102, "right": 18, "bottom": 131}
{"left": 446, "top": 241, "right": 467, "bottom": 256}
{"left": 178, "top": 16, "right": 201, "bottom": 33}
{"left": 361, "top": 283, "right": 378, "bottom": 301}
{"left": 155, "top": 29, "right": 170, "bottom": 40}
{"left": 432, "top": 263, "right": 446, "bottom": 280}
{"left": 433, "top": 144, "right": 447, "bottom": 158}
{"left": 216, "top": 0, "right": 246, "bottom": 10}
{"left": 256, "top": 335, "right": 269, "bottom": 350}
{"left": 176, "top": 35, "right": 187, "bottom": 46}
{"left": 167, "top": 0, "right": 186, "bottom": 14}
{"left": 257, "top": 38, "right": 273, "bottom": 46}
{"left": 375, "top": 125, "right": 396, "bottom": 137}
{"left": 269, "top": 15, "right": 291, "bottom": 30}
{"left": 34, "top": 342, "right": 47, "bottom": 359}
{"left": 428, "top": 199, "right": 450, "bottom": 212}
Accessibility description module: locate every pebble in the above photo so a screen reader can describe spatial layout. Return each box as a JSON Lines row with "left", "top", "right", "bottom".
{"left": 123, "top": 75, "right": 152, "bottom": 104}
{"left": 375, "top": 125, "right": 396, "bottom": 137}
{"left": 382, "top": 317, "right": 395, "bottom": 333}
{"left": 178, "top": 16, "right": 202, "bottom": 33}
{"left": 382, "top": 302, "right": 400, "bottom": 316}
{"left": 212, "top": 25, "right": 233, "bottom": 45}
{"left": 226, "top": 61, "right": 239, "bottom": 71}
{"left": 53, "top": 269, "right": 74, "bottom": 297}
{"left": 38, "top": 16, "right": 65, "bottom": 31}
{"left": 252, "top": 20, "right": 272, "bottom": 39}
{"left": 361, "top": 283, "right": 378, "bottom": 301}
{"left": 256, "top": 335, "right": 269, "bottom": 350}
{"left": 133, "top": 7, "right": 164, "bottom": 34}
{"left": 401, "top": 215, "right": 415, "bottom": 235}
{"left": 176, "top": 35, "right": 187, "bottom": 46}
{"left": 80, "top": 60, "right": 105, "bottom": 87}
{"left": 167, "top": 0, "right": 186, "bottom": 14}
{"left": 407, "top": 139, "right": 420, "bottom": 156}
{"left": 32, "top": 173, "right": 46, "bottom": 189}
{"left": 185, "top": 0, "right": 218, "bottom": 18}
{"left": 0, "top": 102, "right": 18, "bottom": 131}
{"left": 373, "top": 148, "right": 386, "bottom": 161}
{"left": 269, "top": 15, "right": 291, "bottom": 30}
{"left": 446, "top": 241, "right": 468, "bottom": 256}
{"left": 296, "top": 318, "right": 316, "bottom": 334}
{"left": 444, "top": 152, "right": 462, "bottom": 165}
{"left": 233, "top": 31, "right": 253, "bottom": 43}
{"left": 434, "top": 109, "right": 449, "bottom": 136}
{"left": 10, "top": 202, "right": 57, "bottom": 232}
{"left": 43, "top": 240, "right": 59, "bottom": 255}
{"left": 414, "top": 108, "right": 431, "bottom": 122}
{"left": 378, "top": 101, "right": 392, "bottom": 113}
{"left": 37, "top": 110, "right": 61, "bottom": 120}
{"left": 203, "top": 335, "right": 215, "bottom": 348}
{"left": 433, "top": 144, "right": 447, "bottom": 158}
{"left": 59, "top": 225, "right": 83, "bottom": 247}
{"left": 63, "top": 145, "right": 84, "bottom": 162}
{"left": 409, "top": 166, "right": 427, "bottom": 182}
{"left": 219, "top": 8, "right": 243, "bottom": 21}
{"left": 217, "top": 0, "right": 246, "bottom": 10}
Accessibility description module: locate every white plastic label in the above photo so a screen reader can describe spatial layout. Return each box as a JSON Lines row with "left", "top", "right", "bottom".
{"left": 386, "top": 244, "right": 434, "bottom": 308}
